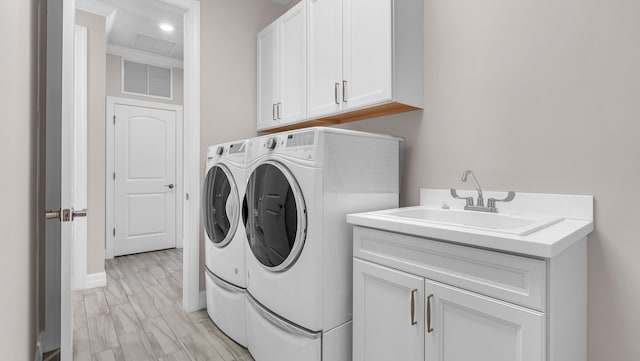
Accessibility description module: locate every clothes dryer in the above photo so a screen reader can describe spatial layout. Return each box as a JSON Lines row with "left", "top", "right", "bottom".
{"left": 243, "top": 127, "right": 402, "bottom": 361}
{"left": 203, "top": 140, "right": 248, "bottom": 346}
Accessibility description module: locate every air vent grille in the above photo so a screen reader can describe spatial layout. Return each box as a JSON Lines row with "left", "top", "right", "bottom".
{"left": 123, "top": 60, "right": 172, "bottom": 99}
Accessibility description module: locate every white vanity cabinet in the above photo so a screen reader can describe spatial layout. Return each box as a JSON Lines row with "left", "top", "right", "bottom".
{"left": 257, "top": 1, "right": 306, "bottom": 130}
{"left": 307, "top": 0, "right": 423, "bottom": 119}
{"left": 352, "top": 226, "right": 588, "bottom": 361}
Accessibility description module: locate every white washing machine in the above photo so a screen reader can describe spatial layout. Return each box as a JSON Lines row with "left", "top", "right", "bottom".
{"left": 243, "top": 127, "right": 402, "bottom": 361}
{"left": 203, "top": 140, "right": 249, "bottom": 347}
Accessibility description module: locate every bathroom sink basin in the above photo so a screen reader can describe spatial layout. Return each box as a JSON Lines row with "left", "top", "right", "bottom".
{"left": 383, "top": 207, "right": 563, "bottom": 236}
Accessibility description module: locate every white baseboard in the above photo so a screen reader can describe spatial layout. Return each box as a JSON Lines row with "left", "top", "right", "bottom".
{"left": 85, "top": 272, "right": 107, "bottom": 289}
{"left": 199, "top": 290, "right": 206, "bottom": 310}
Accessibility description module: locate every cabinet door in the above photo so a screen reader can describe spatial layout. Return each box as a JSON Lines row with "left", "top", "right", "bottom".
{"left": 257, "top": 22, "right": 279, "bottom": 130}
{"left": 343, "top": 0, "right": 392, "bottom": 109}
{"left": 307, "top": 0, "right": 343, "bottom": 118}
{"left": 425, "top": 280, "right": 545, "bottom": 361}
{"left": 353, "top": 259, "right": 425, "bottom": 361}
{"left": 278, "top": 1, "right": 306, "bottom": 125}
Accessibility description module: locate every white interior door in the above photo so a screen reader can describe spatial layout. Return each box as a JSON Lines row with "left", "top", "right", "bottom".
{"left": 114, "top": 104, "right": 177, "bottom": 256}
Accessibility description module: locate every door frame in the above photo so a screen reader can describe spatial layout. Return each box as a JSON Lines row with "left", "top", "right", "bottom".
{"left": 101, "top": 0, "right": 202, "bottom": 313}
{"left": 105, "top": 96, "right": 184, "bottom": 259}
{"left": 163, "top": 0, "right": 202, "bottom": 313}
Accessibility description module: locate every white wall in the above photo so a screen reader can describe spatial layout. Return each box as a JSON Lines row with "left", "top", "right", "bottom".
{"left": 335, "top": 0, "right": 640, "bottom": 359}
{"left": 106, "top": 53, "right": 184, "bottom": 106}
{"left": 76, "top": 10, "right": 106, "bottom": 275}
{"left": 0, "top": 0, "right": 37, "bottom": 359}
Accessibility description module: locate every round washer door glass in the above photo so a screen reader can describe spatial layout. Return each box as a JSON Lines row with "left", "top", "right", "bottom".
{"left": 203, "top": 164, "right": 239, "bottom": 247}
{"left": 245, "top": 161, "right": 306, "bottom": 271}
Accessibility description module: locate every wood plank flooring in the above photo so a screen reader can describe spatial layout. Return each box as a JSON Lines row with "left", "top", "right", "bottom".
{"left": 73, "top": 248, "right": 253, "bottom": 361}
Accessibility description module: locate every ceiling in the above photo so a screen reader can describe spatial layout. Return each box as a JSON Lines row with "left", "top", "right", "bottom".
{"left": 77, "top": 0, "right": 292, "bottom": 66}
{"left": 77, "top": 0, "right": 185, "bottom": 61}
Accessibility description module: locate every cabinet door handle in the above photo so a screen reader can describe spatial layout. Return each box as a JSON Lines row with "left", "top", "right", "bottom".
{"left": 427, "top": 294, "right": 434, "bottom": 333}
{"left": 272, "top": 103, "right": 277, "bottom": 120}
{"left": 334, "top": 82, "right": 340, "bottom": 104}
{"left": 342, "top": 80, "right": 347, "bottom": 103}
{"left": 277, "top": 102, "right": 282, "bottom": 119}
{"left": 410, "top": 289, "right": 417, "bottom": 326}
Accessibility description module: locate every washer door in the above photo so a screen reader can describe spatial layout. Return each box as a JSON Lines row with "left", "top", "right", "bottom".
{"left": 203, "top": 164, "right": 239, "bottom": 248}
{"left": 245, "top": 161, "right": 307, "bottom": 271}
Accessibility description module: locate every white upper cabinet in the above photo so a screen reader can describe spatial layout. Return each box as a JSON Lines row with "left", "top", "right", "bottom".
{"left": 258, "top": 0, "right": 423, "bottom": 132}
{"left": 278, "top": 3, "right": 307, "bottom": 125}
{"left": 257, "top": 23, "right": 279, "bottom": 130}
{"left": 307, "top": 0, "right": 344, "bottom": 118}
{"left": 307, "top": 0, "right": 423, "bottom": 120}
{"left": 342, "top": 0, "right": 393, "bottom": 109}
{"left": 257, "top": 1, "right": 306, "bottom": 131}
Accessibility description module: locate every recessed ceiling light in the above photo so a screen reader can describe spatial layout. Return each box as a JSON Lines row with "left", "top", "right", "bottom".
{"left": 159, "top": 23, "right": 175, "bottom": 32}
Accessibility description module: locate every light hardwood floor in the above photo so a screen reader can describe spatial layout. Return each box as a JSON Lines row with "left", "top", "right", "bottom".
{"left": 73, "top": 248, "right": 253, "bottom": 361}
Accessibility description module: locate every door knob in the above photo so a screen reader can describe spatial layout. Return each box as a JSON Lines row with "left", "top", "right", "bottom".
{"left": 72, "top": 209, "right": 88, "bottom": 221}
{"left": 165, "top": 184, "right": 175, "bottom": 189}
{"left": 45, "top": 208, "right": 87, "bottom": 222}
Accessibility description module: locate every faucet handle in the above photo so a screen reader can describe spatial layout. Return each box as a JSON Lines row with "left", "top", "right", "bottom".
{"left": 487, "top": 191, "right": 516, "bottom": 208}
{"left": 450, "top": 188, "right": 474, "bottom": 207}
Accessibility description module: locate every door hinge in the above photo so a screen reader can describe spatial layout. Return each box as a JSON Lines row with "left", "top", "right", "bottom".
{"left": 113, "top": 172, "right": 116, "bottom": 180}
{"left": 113, "top": 228, "right": 116, "bottom": 236}
{"left": 113, "top": 115, "right": 116, "bottom": 124}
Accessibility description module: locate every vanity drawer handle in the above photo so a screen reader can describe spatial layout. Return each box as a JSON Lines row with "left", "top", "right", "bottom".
{"left": 427, "top": 294, "right": 434, "bottom": 333}
{"left": 410, "top": 289, "right": 417, "bottom": 326}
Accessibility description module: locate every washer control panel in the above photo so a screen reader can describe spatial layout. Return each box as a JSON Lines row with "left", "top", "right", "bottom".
{"left": 253, "top": 130, "right": 317, "bottom": 161}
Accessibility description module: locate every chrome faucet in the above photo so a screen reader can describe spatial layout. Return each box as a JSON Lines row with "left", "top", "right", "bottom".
{"left": 461, "top": 170, "right": 484, "bottom": 207}
{"left": 450, "top": 170, "right": 516, "bottom": 213}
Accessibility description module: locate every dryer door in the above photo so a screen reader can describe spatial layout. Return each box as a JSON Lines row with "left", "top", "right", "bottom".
{"left": 245, "top": 161, "right": 307, "bottom": 271}
{"left": 203, "top": 164, "right": 240, "bottom": 248}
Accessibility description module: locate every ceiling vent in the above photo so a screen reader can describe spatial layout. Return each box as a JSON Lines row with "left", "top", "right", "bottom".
{"left": 131, "top": 33, "right": 177, "bottom": 56}
{"left": 123, "top": 59, "right": 172, "bottom": 99}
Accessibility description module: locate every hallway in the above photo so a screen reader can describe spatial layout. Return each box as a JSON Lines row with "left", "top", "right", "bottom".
{"left": 72, "top": 249, "right": 253, "bottom": 361}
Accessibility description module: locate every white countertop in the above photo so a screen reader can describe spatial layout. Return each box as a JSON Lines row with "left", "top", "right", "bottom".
{"left": 346, "top": 189, "right": 594, "bottom": 258}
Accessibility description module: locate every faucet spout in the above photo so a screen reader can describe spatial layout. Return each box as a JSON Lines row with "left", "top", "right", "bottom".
{"left": 461, "top": 170, "right": 484, "bottom": 206}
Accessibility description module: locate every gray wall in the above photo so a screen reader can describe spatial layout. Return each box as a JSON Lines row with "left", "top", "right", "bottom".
{"left": 200, "top": 0, "right": 290, "bottom": 289}
{"left": 106, "top": 53, "right": 184, "bottom": 106}
{"left": 201, "top": 0, "right": 640, "bottom": 359}
{"left": 0, "top": 0, "right": 37, "bottom": 359}
{"left": 76, "top": 10, "right": 106, "bottom": 275}
{"left": 336, "top": 0, "right": 640, "bottom": 359}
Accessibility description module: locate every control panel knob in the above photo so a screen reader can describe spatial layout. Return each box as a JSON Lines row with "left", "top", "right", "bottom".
{"left": 265, "top": 137, "right": 277, "bottom": 150}
{"left": 216, "top": 146, "right": 224, "bottom": 155}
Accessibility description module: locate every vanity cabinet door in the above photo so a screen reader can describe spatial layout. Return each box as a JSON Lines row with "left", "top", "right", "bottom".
{"left": 425, "top": 280, "right": 545, "bottom": 361}
{"left": 353, "top": 259, "right": 425, "bottom": 361}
